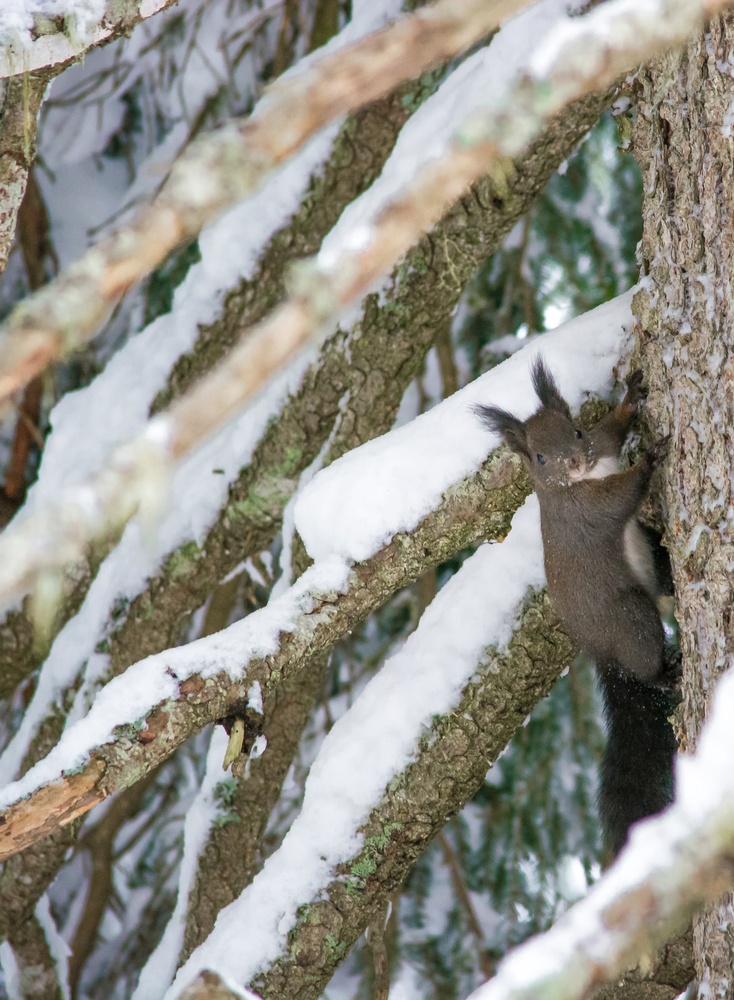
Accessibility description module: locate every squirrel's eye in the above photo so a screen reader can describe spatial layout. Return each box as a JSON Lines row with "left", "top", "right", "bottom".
{"left": 574, "top": 429, "right": 583, "bottom": 439}
{"left": 536, "top": 454, "right": 547, "bottom": 465}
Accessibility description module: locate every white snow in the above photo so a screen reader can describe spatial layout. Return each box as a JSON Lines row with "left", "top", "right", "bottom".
{"left": 165, "top": 495, "right": 547, "bottom": 996}
{"left": 247, "top": 681, "right": 263, "bottom": 714}
{"left": 295, "top": 291, "right": 633, "bottom": 563}
{"left": 530, "top": 0, "right": 701, "bottom": 81}
{"left": 0, "top": 0, "right": 115, "bottom": 78}
{"left": 35, "top": 895, "right": 71, "bottom": 1000}
{"left": 0, "top": 0, "right": 104, "bottom": 49}
{"left": 0, "top": 556, "right": 350, "bottom": 808}
{"left": 0, "top": 941, "right": 21, "bottom": 1000}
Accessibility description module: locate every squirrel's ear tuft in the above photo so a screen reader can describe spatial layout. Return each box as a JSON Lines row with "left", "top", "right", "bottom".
{"left": 531, "top": 356, "right": 571, "bottom": 418}
{"left": 474, "top": 403, "right": 529, "bottom": 460}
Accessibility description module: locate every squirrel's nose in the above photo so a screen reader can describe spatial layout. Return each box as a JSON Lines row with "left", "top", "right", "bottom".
{"left": 568, "top": 456, "right": 580, "bottom": 470}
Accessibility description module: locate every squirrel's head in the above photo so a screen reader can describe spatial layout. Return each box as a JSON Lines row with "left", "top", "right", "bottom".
{"left": 475, "top": 356, "right": 595, "bottom": 489}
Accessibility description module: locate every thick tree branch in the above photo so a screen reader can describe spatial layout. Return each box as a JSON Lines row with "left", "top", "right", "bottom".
{"left": 0, "top": 0, "right": 532, "bottom": 401}
{"left": 241, "top": 592, "right": 574, "bottom": 1000}
{"left": 0, "top": 445, "right": 530, "bottom": 862}
{"left": 633, "top": 11, "right": 734, "bottom": 994}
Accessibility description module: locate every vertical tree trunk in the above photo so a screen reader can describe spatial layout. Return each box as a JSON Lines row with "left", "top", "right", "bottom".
{"left": 634, "top": 15, "right": 734, "bottom": 995}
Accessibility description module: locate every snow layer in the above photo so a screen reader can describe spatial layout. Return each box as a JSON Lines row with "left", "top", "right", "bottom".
{"left": 165, "top": 496, "right": 547, "bottom": 998}
{"left": 0, "top": 941, "right": 20, "bottom": 1000}
{"left": 0, "top": 556, "right": 350, "bottom": 809}
{"left": 132, "top": 728, "right": 232, "bottom": 1000}
{"left": 295, "top": 291, "right": 633, "bottom": 563}
{"left": 35, "top": 896, "right": 71, "bottom": 1000}
{"left": 0, "top": 0, "right": 104, "bottom": 49}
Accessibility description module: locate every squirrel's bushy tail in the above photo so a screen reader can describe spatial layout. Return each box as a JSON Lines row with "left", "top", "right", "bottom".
{"left": 596, "top": 662, "right": 678, "bottom": 857}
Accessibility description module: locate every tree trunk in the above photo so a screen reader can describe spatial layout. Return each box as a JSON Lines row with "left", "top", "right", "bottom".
{"left": 633, "top": 14, "right": 734, "bottom": 996}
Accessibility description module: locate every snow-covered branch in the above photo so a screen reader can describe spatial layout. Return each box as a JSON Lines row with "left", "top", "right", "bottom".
{"left": 463, "top": 665, "right": 734, "bottom": 1000}
{"left": 0, "top": 0, "right": 184, "bottom": 78}
{"left": 0, "top": 300, "right": 628, "bottom": 995}
{"left": 187, "top": 592, "right": 571, "bottom": 1000}
{"left": 0, "top": 441, "right": 530, "bottom": 862}
{"left": 157, "top": 501, "right": 574, "bottom": 1000}
{"left": 0, "top": 0, "right": 531, "bottom": 403}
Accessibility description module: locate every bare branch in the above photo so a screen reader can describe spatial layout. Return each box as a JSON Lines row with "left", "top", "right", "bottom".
{"left": 0, "top": 0, "right": 533, "bottom": 401}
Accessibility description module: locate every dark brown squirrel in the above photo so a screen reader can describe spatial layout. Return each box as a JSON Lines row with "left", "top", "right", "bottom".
{"left": 475, "top": 358, "right": 678, "bottom": 856}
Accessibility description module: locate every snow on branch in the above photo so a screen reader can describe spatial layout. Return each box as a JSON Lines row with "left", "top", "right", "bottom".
{"left": 464, "top": 665, "right": 734, "bottom": 1000}
{"left": 0, "top": 26, "right": 613, "bottom": 729}
{"left": 0, "top": 435, "right": 531, "bottom": 862}
{"left": 0, "top": 0, "right": 532, "bottom": 403}
{"left": 0, "top": 0, "right": 715, "bottom": 610}
{"left": 161, "top": 501, "right": 572, "bottom": 1000}
{"left": 0, "top": 0, "right": 182, "bottom": 78}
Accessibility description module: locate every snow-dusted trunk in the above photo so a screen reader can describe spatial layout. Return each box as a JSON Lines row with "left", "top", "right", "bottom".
{"left": 633, "top": 14, "right": 734, "bottom": 993}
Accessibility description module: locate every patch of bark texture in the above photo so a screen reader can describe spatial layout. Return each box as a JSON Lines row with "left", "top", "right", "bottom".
{"left": 633, "top": 14, "right": 734, "bottom": 997}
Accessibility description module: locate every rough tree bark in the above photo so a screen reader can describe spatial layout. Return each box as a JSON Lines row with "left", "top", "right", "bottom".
{"left": 634, "top": 11, "right": 734, "bottom": 997}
